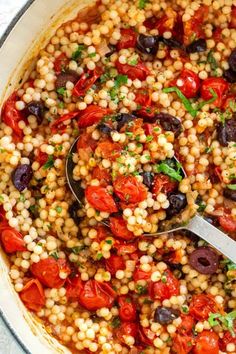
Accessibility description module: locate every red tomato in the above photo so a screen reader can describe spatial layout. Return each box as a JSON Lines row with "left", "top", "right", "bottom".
{"left": 2, "top": 92, "right": 25, "bottom": 141}
{"left": 117, "top": 29, "right": 137, "bottom": 51}
{"left": 135, "top": 91, "right": 156, "bottom": 119}
{"left": 178, "top": 315, "right": 195, "bottom": 334}
{"left": 113, "top": 175, "right": 147, "bottom": 203}
{"left": 172, "top": 334, "right": 194, "bottom": 354}
{"left": 96, "top": 225, "right": 112, "bottom": 242}
{"left": 115, "top": 322, "right": 138, "bottom": 344}
{"left": 116, "top": 242, "right": 138, "bottom": 255}
{"left": 148, "top": 269, "right": 180, "bottom": 301}
{"left": 133, "top": 268, "right": 151, "bottom": 281}
{"left": 77, "top": 132, "right": 97, "bottom": 151}
{"left": 229, "top": 6, "right": 236, "bottom": 29}
{"left": 66, "top": 276, "right": 84, "bottom": 299}
{"left": 200, "top": 77, "right": 229, "bottom": 107}
{"left": 219, "top": 330, "right": 236, "bottom": 351}
{"left": 92, "top": 166, "right": 111, "bottom": 186}
{"left": 170, "top": 69, "right": 200, "bottom": 98}
{"left": 212, "top": 28, "right": 223, "bottom": 43}
{"left": 85, "top": 185, "right": 118, "bottom": 213}
{"left": 138, "top": 326, "right": 155, "bottom": 346}
{"left": 218, "top": 213, "right": 236, "bottom": 232}
{"left": 35, "top": 151, "right": 48, "bottom": 166}
{"left": 143, "top": 16, "right": 158, "bottom": 30}
{"left": 73, "top": 68, "right": 102, "bottom": 97}
{"left": 20, "top": 279, "right": 45, "bottom": 312}
{"left": 152, "top": 174, "right": 177, "bottom": 196}
{"left": 77, "top": 105, "right": 111, "bottom": 128}
{"left": 54, "top": 53, "right": 69, "bottom": 74}
{"left": 116, "top": 60, "right": 150, "bottom": 81}
{"left": 105, "top": 255, "right": 125, "bottom": 275}
{"left": 189, "top": 294, "right": 219, "bottom": 321}
{"left": 183, "top": 5, "right": 208, "bottom": 45}
{"left": 0, "top": 227, "right": 26, "bottom": 253}
{"left": 0, "top": 206, "right": 8, "bottom": 229}
{"left": 110, "top": 216, "right": 134, "bottom": 240}
{"left": 78, "top": 280, "right": 116, "bottom": 311}
{"left": 118, "top": 296, "right": 137, "bottom": 322}
{"left": 194, "top": 331, "right": 219, "bottom": 354}
{"left": 156, "top": 8, "right": 177, "bottom": 35}
{"left": 221, "top": 95, "right": 236, "bottom": 111}
{"left": 96, "top": 140, "right": 122, "bottom": 160}
{"left": 51, "top": 111, "right": 79, "bottom": 132}
{"left": 31, "top": 258, "right": 71, "bottom": 288}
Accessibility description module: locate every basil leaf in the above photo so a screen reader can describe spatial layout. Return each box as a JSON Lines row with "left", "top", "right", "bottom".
{"left": 208, "top": 313, "right": 221, "bottom": 327}
{"left": 156, "top": 161, "right": 183, "bottom": 182}
{"left": 227, "top": 184, "right": 236, "bottom": 190}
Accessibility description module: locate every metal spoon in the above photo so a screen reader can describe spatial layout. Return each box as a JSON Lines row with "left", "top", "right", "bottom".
{"left": 66, "top": 137, "right": 236, "bottom": 263}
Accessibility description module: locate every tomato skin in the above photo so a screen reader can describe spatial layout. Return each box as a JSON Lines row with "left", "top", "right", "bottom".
{"left": 219, "top": 330, "right": 236, "bottom": 351}
{"left": 110, "top": 216, "right": 134, "bottom": 240}
{"left": 96, "top": 225, "right": 112, "bottom": 242}
{"left": 35, "top": 151, "right": 48, "bottom": 166}
{"left": 0, "top": 206, "right": 8, "bottom": 229}
{"left": 77, "top": 105, "right": 111, "bottom": 128}
{"left": 54, "top": 53, "right": 69, "bottom": 74}
{"left": 73, "top": 68, "right": 102, "bottom": 97}
{"left": 133, "top": 268, "right": 151, "bottom": 281}
{"left": 229, "top": 6, "right": 236, "bottom": 29}
{"left": 178, "top": 315, "right": 195, "bottom": 334}
{"left": 20, "top": 279, "right": 45, "bottom": 312}
{"left": 77, "top": 132, "right": 97, "bottom": 151}
{"left": 105, "top": 255, "right": 125, "bottom": 275}
{"left": 78, "top": 280, "right": 116, "bottom": 311}
{"left": 183, "top": 5, "right": 208, "bottom": 45}
{"left": 117, "top": 29, "right": 137, "bottom": 51}
{"left": 0, "top": 227, "right": 26, "bottom": 253}
{"left": 135, "top": 91, "right": 156, "bottom": 119}
{"left": 148, "top": 269, "right": 180, "bottom": 301}
{"left": 218, "top": 213, "right": 236, "bottom": 232}
{"left": 172, "top": 334, "right": 194, "bottom": 354}
{"left": 156, "top": 7, "right": 177, "bottom": 35}
{"left": 66, "top": 276, "right": 84, "bottom": 299}
{"left": 171, "top": 69, "right": 200, "bottom": 98}
{"left": 189, "top": 294, "right": 219, "bottom": 321}
{"left": 152, "top": 174, "right": 177, "bottom": 196}
{"left": 96, "top": 140, "right": 122, "bottom": 160}
{"left": 194, "top": 331, "right": 219, "bottom": 354}
{"left": 2, "top": 92, "right": 25, "bottom": 141}
{"left": 113, "top": 175, "right": 147, "bottom": 203}
{"left": 200, "top": 78, "right": 229, "bottom": 107}
{"left": 116, "top": 242, "right": 138, "bottom": 255}
{"left": 115, "top": 322, "right": 138, "bottom": 344}
{"left": 51, "top": 111, "right": 79, "bottom": 132}
{"left": 92, "top": 166, "right": 111, "bottom": 186}
{"left": 116, "top": 60, "right": 150, "bottom": 81}
{"left": 31, "top": 258, "right": 71, "bottom": 288}
{"left": 138, "top": 327, "right": 155, "bottom": 346}
{"left": 85, "top": 186, "right": 118, "bottom": 213}
{"left": 118, "top": 296, "right": 137, "bottom": 322}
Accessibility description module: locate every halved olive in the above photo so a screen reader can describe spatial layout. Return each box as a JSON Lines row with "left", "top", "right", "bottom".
{"left": 189, "top": 246, "right": 219, "bottom": 274}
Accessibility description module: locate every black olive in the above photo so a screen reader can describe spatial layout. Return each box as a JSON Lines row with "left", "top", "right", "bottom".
{"left": 97, "top": 124, "right": 114, "bottom": 135}
{"left": 142, "top": 171, "right": 154, "bottom": 189}
{"left": 105, "top": 44, "right": 116, "bottom": 57}
{"left": 160, "top": 37, "right": 183, "bottom": 49}
{"left": 12, "top": 164, "right": 33, "bottom": 192}
{"left": 228, "top": 49, "right": 236, "bottom": 72}
{"left": 189, "top": 246, "right": 219, "bottom": 274}
{"left": 25, "top": 101, "right": 45, "bottom": 124}
{"left": 116, "top": 113, "right": 137, "bottom": 131}
{"left": 69, "top": 201, "right": 81, "bottom": 225}
{"left": 223, "top": 188, "right": 236, "bottom": 202}
{"left": 136, "top": 34, "right": 159, "bottom": 55}
{"left": 154, "top": 306, "right": 180, "bottom": 325}
{"left": 166, "top": 192, "right": 187, "bottom": 218}
{"left": 217, "top": 116, "right": 236, "bottom": 146}
{"left": 55, "top": 70, "right": 80, "bottom": 90}
{"left": 156, "top": 113, "right": 182, "bottom": 137}
{"left": 186, "top": 38, "right": 207, "bottom": 53}
{"left": 223, "top": 69, "right": 236, "bottom": 83}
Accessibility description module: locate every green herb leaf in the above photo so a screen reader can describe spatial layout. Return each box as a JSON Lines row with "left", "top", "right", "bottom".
{"left": 97, "top": 252, "right": 103, "bottom": 260}
{"left": 138, "top": 0, "right": 149, "bottom": 9}
{"left": 88, "top": 52, "right": 96, "bottom": 58}
{"left": 50, "top": 251, "right": 59, "bottom": 260}
{"left": 208, "top": 311, "right": 236, "bottom": 336}
{"left": 136, "top": 284, "right": 147, "bottom": 295}
{"left": 57, "top": 87, "right": 66, "bottom": 96}
{"left": 56, "top": 206, "right": 62, "bottom": 213}
{"left": 197, "top": 202, "right": 206, "bottom": 212}
{"left": 182, "top": 305, "right": 189, "bottom": 314}
{"left": 71, "top": 246, "right": 85, "bottom": 254}
{"left": 156, "top": 161, "right": 183, "bottom": 182}
{"left": 221, "top": 259, "right": 236, "bottom": 271}
{"left": 114, "top": 74, "right": 128, "bottom": 88}
{"left": 207, "top": 50, "right": 219, "bottom": 71}
{"left": 43, "top": 155, "right": 54, "bottom": 170}
{"left": 227, "top": 184, "right": 236, "bottom": 190}
{"left": 205, "top": 147, "right": 212, "bottom": 154}
{"left": 72, "top": 45, "right": 85, "bottom": 61}
{"left": 105, "top": 240, "right": 112, "bottom": 244}
{"left": 111, "top": 316, "right": 121, "bottom": 328}
{"left": 146, "top": 135, "right": 153, "bottom": 142}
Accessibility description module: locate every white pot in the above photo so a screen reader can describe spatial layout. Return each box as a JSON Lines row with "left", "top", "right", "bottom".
{"left": 0, "top": 1, "right": 94, "bottom": 353}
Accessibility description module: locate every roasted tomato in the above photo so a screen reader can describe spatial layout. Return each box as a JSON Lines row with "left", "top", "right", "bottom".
{"left": 92, "top": 166, "right": 111, "bottom": 186}
{"left": 212, "top": 28, "right": 223, "bottom": 43}
{"left": 0, "top": 227, "right": 26, "bottom": 253}
{"left": 194, "top": 331, "right": 219, "bottom": 354}
{"left": 0, "top": 206, "right": 8, "bottom": 229}
{"left": 31, "top": 258, "right": 71, "bottom": 288}
{"left": 116, "top": 242, "right": 138, "bottom": 255}
{"left": 189, "top": 294, "right": 219, "bottom": 321}
{"left": 156, "top": 7, "right": 177, "bottom": 35}
{"left": 148, "top": 269, "right": 180, "bottom": 301}
{"left": 66, "top": 275, "right": 84, "bottom": 299}
{"left": 105, "top": 254, "right": 125, "bottom": 275}
{"left": 138, "top": 326, "right": 155, "bottom": 346}
{"left": 183, "top": 5, "right": 209, "bottom": 45}
{"left": 20, "top": 279, "right": 45, "bottom": 312}
{"left": 218, "top": 213, "right": 236, "bottom": 232}
{"left": 110, "top": 216, "right": 134, "bottom": 240}
{"left": 170, "top": 69, "right": 200, "bottom": 98}
{"left": 77, "top": 105, "right": 111, "bottom": 128}
{"left": 152, "top": 174, "right": 177, "bottom": 196}
{"left": 96, "top": 140, "right": 122, "bottom": 160}
{"left": 219, "top": 330, "right": 236, "bottom": 351}
{"left": 113, "top": 175, "right": 147, "bottom": 203}
{"left": 2, "top": 92, "right": 25, "bottom": 141}
{"left": 78, "top": 280, "right": 116, "bottom": 311}
{"left": 116, "top": 60, "right": 150, "bottom": 81}
{"left": 117, "top": 28, "right": 137, "bottom": 51}
{"left": 51, "top": 111, "right": 79, "bottom": 132}
{"left": 54, "top": 53, "right": 70, "bottom": 74}
{"left": 178, "top": 315, "right": 195, "bottom": 334}
{"left": 115, "top": 322, "right": 138, "bottom": 344}
{"left": 77, "top": 132, "right": 97, "bottom": 151}
{"left": 229, "top": 6, "right": 236, "bottom": 29}
{"left": 133, "top": 268, "right": 152, "bottom": 281}
{"left": 35, "top": 151, "right": 49, "bottom": 166}
{"left": 73, "top": 67, "right": 103, "bottom": 96}
{"left": 96, "top": 225, "right": 112, "bottom": 242}
{"left": 135, "top": 91, "right": 156, "bottom": 119}
{"left": 200, "top": 77, "right": 229, "bottom": 107}
{"left": 172, "top": 334, "right": 194, "bottom": 354}
{"left": 85, "top": 185, "right": 118, "bottom": 213}
{"left": 118, "top": 296, "right": 137, "bottom": 322}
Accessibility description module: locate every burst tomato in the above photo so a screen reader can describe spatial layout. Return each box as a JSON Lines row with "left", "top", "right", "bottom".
{"left": 229, "top": 6, "right": 236, "bottom": 29}
{"left": 35, "top": 151, "right": 49, "bottom": 166}
{"left": 200, "top": 77, "right": 229, "bottom": 107}
{"left": 183, "top": 5, "right": 208, "bottom": 45}
{"left": 54, "top": 53, "right": 70, "bottom": 74}
{"left": 105, "top": 255, "right": 125, "bottom": 275}
{"left": 110, "top": 216, "right": 134, "bottom": 240}
{"left": 148, "top": 269, "right": 180, "bottom": 301}
{"left": 115, "top": 322, "right": 138, "bottom": 344}
{"left": 178, "top": 315, "right": 195, "bottom": 334}
{"left": 73, "top": 67, "right": 102, "bottom": 96}
{"left": 2, "top": 92, "right": 25, "bottom": 141}
{"left": 172, "top": 334, "right": 194, "bottom": 354}
{"left": 85, "top": 185, "right": 118, "bottom": 213}
{"left": 78, "top": 280, "right": 116, "bottom": 311}
{"left": 0, "top": 206, "right": 8, "bottom": 229}
{"left": 135, "top": 91, "right": 156, "bottom": 119}
{"left": 170, "top": 69, "right": 200, "bottom": 98}
{"left": 20, "top": 279, "right": 45, "bottom": 312}
{"left": 218, "top": 213, "right": 236, "bottom": 232}
{"left": 113, "top": 175, "right": 147, "bottom": 203}
{"left": 118, "top": 296, "right": 137, "bottom": 322}
{"left": 0, "top": 227, "right": 26, "bottom": 253}
{"left": 133, "top": 268, "right": 152, "bottom": 281}
{"left": 152, "top": 174, "right": 177, "bottom": 196}
{"left": 96, "top": 140, "right": 122, "bottom": 160}
{"left": 96, "top": 225, "right": 112, "bottom": 242}
{"left": 116, "top": 60, "right": 150, "bottom": 81}
{"left": 194, "top": 331, "right": 219, "bottom": 354}
{"left": 92, "top": 166, "right": 111, "bottom": 186}
{"left": 66, "top": 276, "right": 84, "bottom": 299}
{"left": 219, "top": 330, "right": 236, "bottom": 351}
{"left": 51, "top": 111, "right": 79, "bottom": 132}
{"left": 31, "top": 258, "right": 71, "bottom": 288}
{"left": 212, "top": 28, "right": 223, "bottom": 43}
{"left": 77, "top": 132, "right": 97, "bottom": 151}
{"left": 138, "top": 326, "right": 155, "bottom": 346}
{"left": 156, "top": 7, "right": 177, "bottom": 35}
{"left": 116, "top": 242, "right": 138, "bottom": 255}
{"left": 189, "top": 294, "right": 219, "bottom": 321}
{"left": 117, "top": 29, "right": 137, "bottom": 51}
{"left": 77, "top": 105, "right": 111, "bottom": 128}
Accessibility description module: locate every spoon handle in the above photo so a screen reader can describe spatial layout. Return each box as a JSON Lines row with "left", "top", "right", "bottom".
{"left": 187, "top": 215, "right": 236, "bottom": 263}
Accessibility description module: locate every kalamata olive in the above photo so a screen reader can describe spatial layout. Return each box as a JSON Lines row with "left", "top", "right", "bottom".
{"left": 217, "top": 116, "right": 236, "bottom": 146}
{"left": 223, "top": 188, "right": 236, "bottom": 202}
{"left": 154, "top": 306, "right": 180, "bottom": 325}
{"left": 69, "top": 201, "right": 81, "bottom": 225}
{"left": 142, "top": 171, "right": 154, "bottom": 189}
{"left": 12, "top": 164, "right": 33, "bottom": 192}
{"left": 160, "top": 37, "right": 183, "bottom": 49}
{"left": 189, "top": 246, "right": 219, "bottom": 274}
{"left": 116, "top": 113, "right": 137, "bottom": 131}
{"left": 25, "top": 101, "right": 44, "bottom": 124}
{"left": 55, "top": 70, "right": 80, "bottom": 90}
{"left": 228, "top": 49, "right": 236, "bottom": 72}
{"left": 105, "top": 44, "right": 116, "bottom": 57}
{"left": 223, "top": 69, "right": 236, "bottom": 83}
{"left": 156, "top": 113, "right": 182, "bottom": 137}
{"left": 97, "top": 124, "right": 114, "bottom": 134}
{"left": 166, "top": 192, "right": 187, "bottom": 218}
{"left": 136, "top": 34, "right": 159, "bottom": 55}
{"left": 186, "top": 38, "right": 207, "bottom": 53}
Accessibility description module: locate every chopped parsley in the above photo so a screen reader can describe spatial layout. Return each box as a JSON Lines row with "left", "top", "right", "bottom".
{"left": 136, "top": 284, "right": 147, "bottom": 295}
{"left": 71, "top": 246, "right": 85, "bottom": 254}
{"left": 111, "top": 316, "right": 121, "bottom": 328}
{"left": 56, "top": 87, "right": 66, "bottom": 96}
{"left": 221, "top": 259, "right": 236, "bottom": 271}
{"left": 156, "top": 160, "right": 183, "bottom": 182}
{"left": 205, "top": 147, "right": 212, "bottom": 153}
{"left": 146, "top": 135, "right": 153, "bottom": 142}
{"left": 128, "top": 56, "right": 138, "bottom": 66}
{"left": 71, "top": 45, "right": 85, "bottom": 61}
{"left": 97, "top": 252, "right": 103, "bottom": 260}
{"left": 19, "top": 194, "right": 26, "bottom": 202}
{"left": 138, "top": 0, "right": 149, "bottom": 9}
{"left": 161, "top": 275, "right": 167, "bottom": 283}
{"left": 207, "top": 50, "right": 219, "bottom": 74}
{"left": 182, "top": 305, "right": 189, "bottom": 314}
{"left": 125, "top": 131, "right": 133, "bottom": 137}
{"left": 105, "top": 240, "right": 113, "bottom": 244}
{"left": 227, "top": 184, "right": 236, "bottom": 190}
{"left": 55, "top": 206, "right": 62, "bottom": 213}
{"left": 42, "top": 155, "right": 54, "bottom": 170}
{"left": 0, "top": 195, "right": 4, "bottom": 203}
{"left": 208, "top": 311, "right": 236, "bottom": 336}
{"left": 197, "top": 202, "right": 206, "bottom": 212}
{"left": 88, "top": 52, "right": 96, "bottom": 58}
{"left": 50, "top": 251, "right": 59, "bottom": 260}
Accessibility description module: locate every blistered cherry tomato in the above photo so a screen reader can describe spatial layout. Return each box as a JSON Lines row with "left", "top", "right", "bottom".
{"left": 194, "top": 331, "right": 219, "bottom": 354}
{"left": 183, "top": 5, "right": 208, "bottom": 45}
{"left": 218, "top": 213, "right": 236, "bottom": 232}
{"left": 92, "top": 166, "right": 111, "bottom": 186}
{"left": 73, "top": 67, "right": 102, "bottom": 96}
{"left": 66, "top": 276, "right": 84, "bottom": 300}
{"left": 96, "top": 140, "right": 122, "bottom": 160}
{"left": 117, "top": 29, "right": 137, "bottom": 51}
{"left": 96, "top": 225, "right": 112, "bottom": 242}
{"left": 116, "top": 242, "right": 138, "bottom": 255}
{"left": 115, "top": 322, "right": 138, "bottom": 344}
{"left": 118, "top": 296, "right": 137, "bottom": 322}
{"left": 116, "top": 60, "right": 150, "bottom": 81}
{"left": 77, "top": 105, "right": 111, "bottom": 128}
{"left": 20, "top": 279, "right": 45, "bottom": 312}
{"left": 229, "top": 6, "right": 236, "bottom": 29}
{"left": 51, "top": 111, "right": 79, "bottom": 132}
{"left": 0, "top": 206, "right": 8, "bottom": 229}
{"left": 105, "top": 255, "right": 125, "bottom": 275}
{"left": 178, "top": 315, "right": 195, "bottom": 334}
{"left": 31, "top": 258, "right": 71, "bottom": 288}
{"left": 110, "top": 216, "right": 134, "bottom": 240}
{"left": 85, "top": 185, "right": 118, "bottom": 213}
{"left": 113, "top": 175, "right": 147, "bottom": 204}
{"left": 54, "top": 53, "right": 70, "bottom": 74}
{"left": 2, "top": 92, "right": 25, "bottom": 141}
{"left": 200, "top": 77, "right": 229, "bottom": 107}
{"left": 135, "top": 91, "right": 156, "bottom": 119}
{"left": 78, "top": 280, "right": 116, "bottom": 311}
{"left": 172, "top": 334, "right": 194, "bottom": 354}
{"left": 148, "top": 269, "right": 180, "bottom": 301}
{"left": 133, "top": 268, "right": 152, "bottom": 281}
{"left": 0, "top": 227, "right": 26, "bottom": 253}
{"left": 77, "top": 132, "right": 97, "bottom": 151}
{"left": 152, "top": 174, "right": 177, "bottom": 196}
{"left": 156, "top": 7, "right": 177, "bottom": 35}
{"left": 219, "top": 330, "right": 236, "bottom": 351}
{"left": 35, "top": 151, "right": 49, "bottom": 166}
{"left": 189, "top": 294, "right": 219, "bottom": 321}
{"left": 171, "top": 69, "right": 200, "bottom": 98}
{"left": 138, "top": 326, "right": 155, "bottom": 346}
